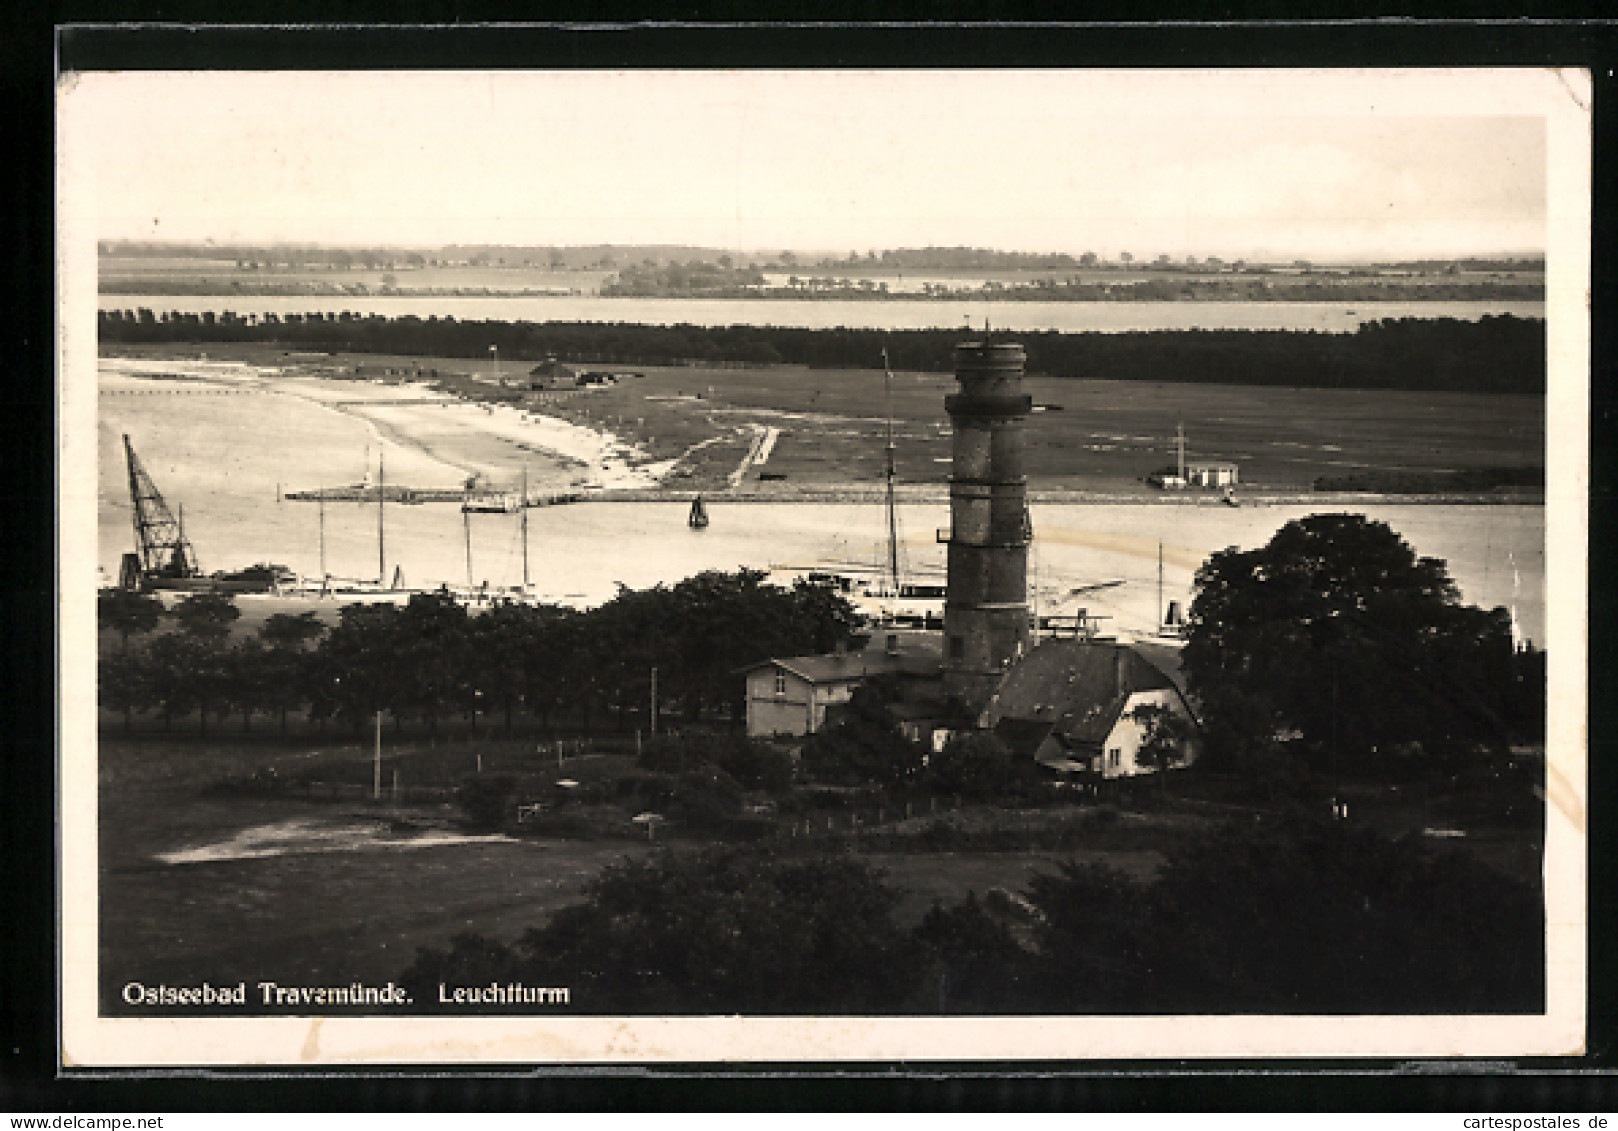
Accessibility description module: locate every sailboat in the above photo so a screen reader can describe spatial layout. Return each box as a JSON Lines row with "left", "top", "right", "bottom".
{"left": 809, "top": 350, "right": 947, "bottom": 627}
{"left": 688, "top": 494, "right": 709, "bottom": 530}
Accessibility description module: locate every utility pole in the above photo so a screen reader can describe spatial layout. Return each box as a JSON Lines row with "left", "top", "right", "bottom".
{"left": 464, "top": 506, "right": 474, "bottom": 590}
{"left": 1176, "top": 422, "right": 1186, "bottom": 483}
{"left": 373, "top": 710, "right": 383, "bottom": 800}
{"left": 650, "top": 666, "right": 658, "bottom": 735}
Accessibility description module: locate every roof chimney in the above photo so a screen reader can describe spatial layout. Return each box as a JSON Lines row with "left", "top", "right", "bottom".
{"left": 1115, "top": 645, "right": 1127, "bottom": 696}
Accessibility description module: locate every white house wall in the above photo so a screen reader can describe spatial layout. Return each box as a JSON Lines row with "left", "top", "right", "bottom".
{"left": 1100, "top": 688, "right": 1197, "bottom": 778}
{"left": 744, "top": 668, "right": 859, "bottom": 738}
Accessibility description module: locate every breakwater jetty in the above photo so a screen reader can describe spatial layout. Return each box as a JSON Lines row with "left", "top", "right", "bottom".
{"left": 283, "top": 484, "right": 584, "bottom": 506}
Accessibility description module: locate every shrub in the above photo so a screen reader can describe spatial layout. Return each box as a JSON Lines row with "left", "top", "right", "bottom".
{"left": 456, "top": 773, "right": 517, "bottom": 830}
{"left": 401, "top": 848, "right": 928, "bottom": 1013}
{"left": 1026, "top": 811, "right": 1543, "bottom": 1013}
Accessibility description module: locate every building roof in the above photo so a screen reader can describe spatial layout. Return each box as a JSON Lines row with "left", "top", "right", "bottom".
{"left": 529, "top": 358, "right": 579, "bottom": 375}
{"left": 1124, "top": 639, "right": 1192, "bottom": 697}
{"left": 985, "top": 638, "right": 1197, "bottom": 755}
{"left": 743, "top": 636, "right": 943, "bottom": 685}
{"left": 985, "top": 639, "right": 1176, "bottom": 724}
{"left": 993, "top": 716, "right": 1056, "bottom": 759}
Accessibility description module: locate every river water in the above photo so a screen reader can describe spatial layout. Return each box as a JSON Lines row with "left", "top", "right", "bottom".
{"left": 98, "top": 358, "right": 1546, "bottom": 645}
{"left": 98, "top": 294, "right": 1544, "bottom": 334}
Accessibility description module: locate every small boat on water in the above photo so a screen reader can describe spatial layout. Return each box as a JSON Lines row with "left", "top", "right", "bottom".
{"left": 688, "top": 495, "right": 710, "bottom": 530}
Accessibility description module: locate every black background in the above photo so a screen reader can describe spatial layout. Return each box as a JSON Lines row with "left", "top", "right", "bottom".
{"left": 5, "top": 9, "right": 1617, "bottom": 1112}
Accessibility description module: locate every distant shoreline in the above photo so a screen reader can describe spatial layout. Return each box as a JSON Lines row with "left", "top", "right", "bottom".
{"left": 99, "top": 283, "right": 1544, "bottom": 304}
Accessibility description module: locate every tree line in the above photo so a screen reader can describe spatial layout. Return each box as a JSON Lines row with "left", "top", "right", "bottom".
{"left": 99, "top": 310, "right": 1545, "bottom": 394}
{"left": 98, "top": 570, "right": 860, "bottom": 738}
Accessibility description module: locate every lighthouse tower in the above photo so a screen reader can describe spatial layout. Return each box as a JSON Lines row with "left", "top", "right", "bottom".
{"left": 942, "top": 339, "right": 1032, "bottom": 717}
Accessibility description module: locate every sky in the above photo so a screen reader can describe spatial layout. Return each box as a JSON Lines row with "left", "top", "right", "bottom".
{"left": 61, "top": 68, "right": 1560, "bottom": 261}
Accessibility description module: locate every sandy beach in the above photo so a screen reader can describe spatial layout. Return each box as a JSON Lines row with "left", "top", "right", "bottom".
{"left": 102, "top": 355, "right": 675, "bottom": 492}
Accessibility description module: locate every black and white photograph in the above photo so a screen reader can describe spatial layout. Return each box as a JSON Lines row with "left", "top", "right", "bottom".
{"left": 56, "top": 62, "right": 1588, "bottom": 1065}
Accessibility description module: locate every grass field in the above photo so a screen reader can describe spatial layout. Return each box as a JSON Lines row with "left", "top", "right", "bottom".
{"left": 96, "top": 725, "right": 1540, "bottom": 1016}
{"left": 106, "top": 342, "right": 1544, "bottom": 498}
{"left": 544, "top": 362, "right": 1543, "bottom": 495}
{"left": 96, "top": 735, "right": 1159, "bottom": 1014}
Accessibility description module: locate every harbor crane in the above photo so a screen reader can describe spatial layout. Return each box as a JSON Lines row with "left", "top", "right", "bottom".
{"left": 120, "top": 434, "right": 201, "bottom": 588}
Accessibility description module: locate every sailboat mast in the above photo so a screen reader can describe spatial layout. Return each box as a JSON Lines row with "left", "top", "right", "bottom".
{"left": 1158, "top": 541, "right": 1164, "bottom": 628}
{"left": 318, "top": 485, "right": 326, "bottom": 581}
{"left": 377, "top": 447, "right": 386, "bottom": 585}
{"left": 882, "top": 349, "right": 900, "bottom": 592}
{"left": 464, "top": 506, "right": 474, "bottom": 590}
{"left": 521, "top": 466, "right": 530, "bottom": 589}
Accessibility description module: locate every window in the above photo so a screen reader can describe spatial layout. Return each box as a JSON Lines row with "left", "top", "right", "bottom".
{"left": 1108, "top": 747, "right": 1121, "bottom": 768}
{"left": 773, "top": 671, "right": 787, "bottom": 696}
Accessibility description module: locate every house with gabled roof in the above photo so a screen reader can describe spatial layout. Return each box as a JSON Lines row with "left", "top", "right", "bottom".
{"left": 528, "top": 357, "right": 582, "bottom": 389}
{"left": 983, "top": 638, "right": 1199, "bottom": 780}
{"left": 740, "top": 633, "right": 942, "bottom": 739}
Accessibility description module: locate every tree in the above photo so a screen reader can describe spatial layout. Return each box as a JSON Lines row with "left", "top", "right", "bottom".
{"left": 257, "top": 611, "right": 326, "bottom": 736}
{"left": 99, "top": 647, "right": 152, "bottom": 733}
{"left": 391, "top": 592, "right": 472, "bottom": 732}
{"left": 1184, "top": 514, "right": 1518, "bottom": 774}
{"left": 639, "top": 731, "right": 794, "bottom": 794}
{"left": 169, "top": 591, "right": 240, "bottom": 642}
{"left": 913, "top": 893, "right": 1034, "bottom": 1012}
{"left": 311, "top": 601, "right": 405, "bottom": 730}
{"left": 223, "top": 639, "right": 271, "bottom": 732}
{"left": 921, "top": 731, "right": 1036, "bottom": 801}
{"left": 799, "top": 675, "right": 926, "bottom": 787}
{"left": 146, "top": 631, "right": 233, "bottom": 736}
{"left": 1126, "top": 702, "right": 1196, "bottom": 798}
{"left": 260, "top": 610, "right": 325, "bottom": 651}
{"left": 1022, "top": 812, "right": 1544, "bottom": 1013}
{"left": 469, "top": 601, "right": 539, "bottom": 733}
{"left": 97, "top": 588, "right": 165, "bottom": 652}
{"left": 401, "top": 849, "right": 928, "bottom": 1013}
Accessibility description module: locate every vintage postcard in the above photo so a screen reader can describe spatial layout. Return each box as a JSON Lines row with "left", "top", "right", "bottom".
{"left": 57, "top": 64, "right": 1589, "bottom": 1065}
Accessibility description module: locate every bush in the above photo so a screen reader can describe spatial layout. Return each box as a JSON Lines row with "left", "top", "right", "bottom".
{"left": 914, "top": 893, "right": 1038, "bottom": 1012}
{"left": 639, "top": 731, "right": 795, "bottom": 794}
{"left": 921, "top": 731, "right": 1042, "bottom": 801}
{"left": 456, "top": 773, "right": 517, "bottom": 829}
{"left": 401, "top": 847, "right": 928, "bottom": 1013}
{"left": 798, "top": 676, "right": 925, "bottom": 787}
{"left": 1026, "top": 811, "right": 1544, "bottom": 1013}
{"left": 662, "top": 768, "right": 745, "bottom": 830}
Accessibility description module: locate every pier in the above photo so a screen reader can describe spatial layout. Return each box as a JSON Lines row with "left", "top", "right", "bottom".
{"left": 283, "top": 484, "right": 584, "bottom": 507}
